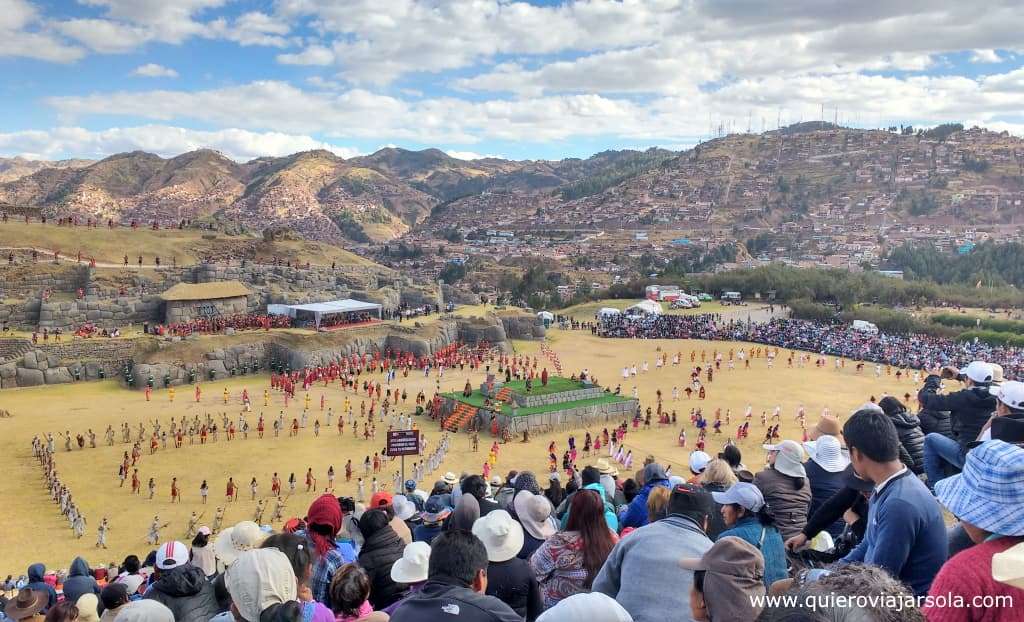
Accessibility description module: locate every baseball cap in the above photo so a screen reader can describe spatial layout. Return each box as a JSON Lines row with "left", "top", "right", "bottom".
{"left": 155, "top": 541, "right": 189, "bottom": 570}
{"left": 688, "top": 451, "right": 711, "bottom": 474}
{"left": 666, "top": 483, "right": 713, "bottom": 518}
{"left": 992, "top": 381, "right": 1024, "bottom": 411}
{"left": 960, "top": 361, "right": 994, "bottom": 384}
{"left": 369, "top": 491, "right": 393, "bottom": 508}
{"left": 197, "top": 526, "right": 212, "bottom": 536}
{"left": 711, "top": 482, "right": 765, "bottom": 513}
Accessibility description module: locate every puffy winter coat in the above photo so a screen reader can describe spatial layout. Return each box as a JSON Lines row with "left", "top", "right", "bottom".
{"left": 358, "top": 525, "right": 409, "bottom": 610}
{"left": 390, "top": 578, "right": 521, "bottom": 622}
{"left": 918, "top": 406, "right": 954, "bottom": 440}
{"left": 618, "top": 478, "right": 670, "bottom": 530}
{"left": 889, "top": 410, "right": 926, "bottom": 475}
{"left": 144, "top": 563, "right": 220, "bottom": 622}
{"left": 918, "top": 375, "right": 996, "bottom": 451}
{"left": 62, "top": 557, "right": 101, "bottom": 604}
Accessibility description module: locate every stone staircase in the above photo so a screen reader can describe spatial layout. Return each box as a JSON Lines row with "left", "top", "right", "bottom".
{"left": 445, "top": 402, "right": 478, "bottom": 432}
{"left": 495, "top": 386, "right": 513, "bottom": 403}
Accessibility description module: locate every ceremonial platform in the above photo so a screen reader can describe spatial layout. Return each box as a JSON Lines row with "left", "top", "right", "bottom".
{"left": 439, "top": 374, "right": 638, "bottom": 433}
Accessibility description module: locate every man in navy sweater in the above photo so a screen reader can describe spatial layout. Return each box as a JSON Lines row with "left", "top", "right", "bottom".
{"left": 840, "top": 408, "right": 948, "bottom": 596}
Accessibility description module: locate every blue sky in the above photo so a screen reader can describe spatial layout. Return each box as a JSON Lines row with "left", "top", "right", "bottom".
{"left": 1, "top": 0, "right": 1023, "bottom": 162}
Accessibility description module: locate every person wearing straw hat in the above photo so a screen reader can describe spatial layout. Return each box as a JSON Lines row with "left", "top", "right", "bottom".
{"left": 679, "top": 536, "right": 765, "bottom": 622}
{"left": 514, "top": 490, "right": 559, "bottom": 560}
{"left": 214, "top": 521, "right": 269, "bottom": 566}
{"left": 711, "top": 482, "right": 787, "bottom": 587}
{"left": 802, "top": 434, "right": 851, "bottom": 540}
{"left": 3, "top": 588, "right": 47, "bottom": 621}
{"left": 474, "top": 510, "right": 543, "bottom": 621}
{"left": 923, "top": 440, "right": 1024, "bottom": 622}
{"left": 754, "top": 440, "right": 810, "bottom": 541}
{"left": 840, "top": 408, "right": 947, "bottom": 597}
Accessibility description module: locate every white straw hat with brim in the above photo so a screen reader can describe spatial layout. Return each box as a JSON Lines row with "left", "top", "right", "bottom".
{"left": 536, "top": 592, "right": 633, "bottom": 622}
{"left": 472, "top": 510, "right": 525, "bottom": 562}
{"left": 991, "top": 363, "right": 1005, "bottom": 385}
{"left": 443, "top": 472, "right": 458, "bottom": 485}
{"left": 392, "top": 495, "right": 417, "bottom": 521}
{"left": 513, "top": 490, "right": 557, "bottom": 540}
{"left": 214, "top": 521, "right": 268, "bottom": 565}
{"left": 595, "top": 459, "right": 618, "bottom": 477}
{"left": 803, "top": 435, "right": 850, "bottom": 473}
{"left": 934, "top": 439, "right": 1024, "bottom": 537}
{"left": 76, "top": 593, "right": 101, "bottom": 622}
{"left": 225, "top": 548, "right": 297, "bottom": 622}
{"left": 763, "top": 440, "right": 806, "bottom": 478}
{"left": 391, "top": 541, "right": 430, "bottom": 584}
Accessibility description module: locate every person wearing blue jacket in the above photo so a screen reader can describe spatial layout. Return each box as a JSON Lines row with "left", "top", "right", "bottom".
{"left": 840, "top": 408, "right": 947, "bottom": 597}
{"left": 557, "top": 466, "right": 618, "bottom": 532}
{"left": 711, "top": 482, "right": 788, "bottom": 587}
{"left": 24, "top": 563, "right": 57, "bottom": 612}
{"left": 62, "top": 557, "right": 101, "bottom": 605}
{"left": 618, "top": 463, "right": 670, "bottom": 530}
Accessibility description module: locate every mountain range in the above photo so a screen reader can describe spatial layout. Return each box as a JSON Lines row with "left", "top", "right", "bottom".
{"left": 2, "top": 124, "right": 1023, "bottom": 242}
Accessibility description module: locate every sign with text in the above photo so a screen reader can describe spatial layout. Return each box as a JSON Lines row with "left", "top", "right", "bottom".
{"left": 387, "top": 429, "right": 420, "bottom": 456}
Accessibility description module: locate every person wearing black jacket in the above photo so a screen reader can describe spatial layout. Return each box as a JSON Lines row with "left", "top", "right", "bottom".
{"left": 144, "top": 563, "right": 219, "bottom": 622}
{"left": 918, "top": 362, "right": 996, "bottom": 489}
{"left": 390, "top": 530, "right": 520, "bottom": 622}
{"left": 462, "top": 475, "right": 502, "bottom": 516}
{"left": 357, "top": 509, "right": 409, "bottom": 610}
{"left": 879, "top": 397, "right": 925, "bottom": 475}
{"left": 783, "top": 466, "right": 870, "bottom": 560}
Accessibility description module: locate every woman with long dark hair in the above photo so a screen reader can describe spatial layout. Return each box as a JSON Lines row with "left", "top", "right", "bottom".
{"left": 529, "top": 489, "right": 617, "bottom": 609}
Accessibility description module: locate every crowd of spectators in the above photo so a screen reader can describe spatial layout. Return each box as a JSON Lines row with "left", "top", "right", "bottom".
{"left": 151, "top": 315, "right": 292, "bottom": 338}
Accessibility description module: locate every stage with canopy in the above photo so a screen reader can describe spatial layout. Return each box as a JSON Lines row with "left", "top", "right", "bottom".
{"left": 267, "top": 298, "right": 382, "bottom": 330}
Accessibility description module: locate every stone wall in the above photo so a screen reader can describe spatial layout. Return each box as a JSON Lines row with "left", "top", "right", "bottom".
{"left": 512, "top": 387, "right": 606, "bottom": 408}
{"left": 35, "top": 296, "right": 163, "bottom": 331}
{"left": 499, "top": 314, "right": 546, "bottom": 340}
{"left": 493, "top": 398, "right": 638, "bottom": 434}
{"left": 2, "top": 265, "right": 90, "bottom": 298}
{"left": 165, "top": 296, "right": 248, "bottom": 324}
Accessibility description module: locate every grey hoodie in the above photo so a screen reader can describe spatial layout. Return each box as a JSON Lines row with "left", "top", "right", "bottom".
{"left": 26, "top": 563, "right": 57, "bottom": 611}
{"left": 62, "top": 557, "right": 101, "bottom": 604}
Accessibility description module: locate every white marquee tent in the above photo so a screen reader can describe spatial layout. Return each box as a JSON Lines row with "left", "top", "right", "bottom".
{"left": 625, "top": 299, "right": 662, "bottom": 316}
{"left": 268, "top": 298, "right": 382, "bottom": 330}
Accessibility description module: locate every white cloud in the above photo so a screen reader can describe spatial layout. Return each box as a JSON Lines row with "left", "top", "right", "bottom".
{"left": 277, "top": 44, "right": 334, "bottom": 66}
{"left": 208, "top": 12, "right": 291, "bottom": 48}
{"left": 131, "top": 63, "right": 178, "bottom": 78}
{"left": 970, "top": 49, "right": 1002, "bottom": 63}
{"left": 0, "top": 125, "right": 360, "bottom": 162}
{"left": 445, "top": 150, "right": 504, "bottom": 160}
{"left": 0, "top": 0, "right": 84, "bottom": 62}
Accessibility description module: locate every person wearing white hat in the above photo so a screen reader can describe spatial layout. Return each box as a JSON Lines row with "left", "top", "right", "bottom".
{"left": 801, "top": 434, "right": 851, "bottom": 541}
{"left": 536, "top": 592, "right": 633, "bottom": 622}
{"left": 919, "top": 360, "right": 997, "bottom": 490}
{"left": 753, "top": 440, "right": 810, "bottom": 541}
{"left": 111, "top": 599, "right": 175, "bottom": 622}
{"left": 473, "top": 510, "right": 543, "bottom": 621}
{"left": 190, "top": 526, "right": 217, "bottom": 578}
{"left": 144, "top": 540, "right": 220, "bottom": 621}
{"left": 979, "top": 380, "right": 1024, "bottom": 442}
{"left": 222, "top": 548, "right": 298, "bottom": 622}
{"left": 214, "top": 521, "right": 269, "bottom": 566}
{"left": 513, "top": 491, "right": 559, "bottom": 560}
{"left": 687, "top": 451, "right": 711, "bottom": 483}
{"left": 387, "top": 541, "right": 431, "bottom": 615}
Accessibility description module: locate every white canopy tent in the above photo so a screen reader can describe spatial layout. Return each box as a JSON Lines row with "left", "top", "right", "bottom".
{"left": 537, "top": 311, "right": 555, "bottom": 321}
{"left": 596, "top": 307, "right": 622, "bottom": 318}
{"left": 625, "top": 299, "right": 662, "bottom": 316}
{"left": 267, "top": 298, "right": 382, "bottom": 330}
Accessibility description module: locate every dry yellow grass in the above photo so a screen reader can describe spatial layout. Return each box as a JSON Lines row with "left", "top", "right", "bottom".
{"left": 0, "top": 330, "right": 914, "bottom": 575}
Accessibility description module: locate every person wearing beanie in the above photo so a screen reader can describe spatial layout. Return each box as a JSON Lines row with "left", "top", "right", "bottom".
{"left": 919, "top": 361, "right": 997, "bottom": 489}
{"left": 593, "top": 484, "right": 714, "bottom": 622}
{"left": 306, "top": 494, "right": 348, "bottom": 609}
{"left": 840, "top": 409, "right": 947, "bottom": 597}
{"left": 680, "top": 536, "right": 766, "bottom": 622}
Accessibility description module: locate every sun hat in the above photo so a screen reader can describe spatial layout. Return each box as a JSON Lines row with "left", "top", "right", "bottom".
{"left": 392, "top": 495, "right": 417, "bottom": 521}
{"left": 112, "top": 600, "right": 175, "bottom": 622}
{"left": 687, "top": 451, "right": 710, "bottom": 475}
{"left": 935, "top": 439, "right": 1024, "bottom": 536}
{"left": 214, "top": 521, "right": 269, "bottom": 565}
{"left": 960, "top": 361, "right": 994, "bottom": 384}
{"left": 763, "top": 440, "right": 806, "bottom": 478}
{"left": 679, "top": 537, "right": 765, "bottom": 621}
{"left": 420, "top": 495, "right": 452, "bottom": 523}
{"left": 813, "top": 415, "right": 841, "bottom": 438}
{"left": 595, "top": 459, "right": 619, "bottom": 477}
{"left": 536, "top": 592, "right": 633, "bottom": 622}
{"left": 76, "top": 593, "right": 101, "bottom": 622}
{"left": 4, "top": 588, "right": 47, "bottom": 619}
{"left": 472, "top": 510, "right": 525, "bottom": 562}
{"left": 711, "top": 482, "right": 765, "bottom": 513}
{"left": 155, "top": 540, "right": 190, "bottom": 570}
{"left": 391, "top": 542, "right": 431, "bottom": 584}
{"left": 803, "top": 435, "right": 850, "bottom": 473}
{"left": 490, "top": 475, "right": 503, "bottom": 488}
{"left": 668, "top": 475, "right": 685, "bottom": 488}
{"left": 514, "top": 490, "right": 557, "bottom": 540}
{"left": 599, "top": 474, "right": 616, "bottom": 500}
{"left": 991, "top": 381, "right": 1024, "bottom": 411}
{"left": 369, "top": 491, "right": 393, "bottom": 508}
{"left": 991, "top": 363, "right": 1004, "bottom": 385}
{"left": 548, "top": 472, "right": 560, "bottom": 482}
{"left": 993, "top": 542, "right": 1024, "bottom": 589}
{"left": 225, "top": 548, "right": 297, "bottom": 622}
{"left": 443, "top": 472, "right": 458, "bottom": 486}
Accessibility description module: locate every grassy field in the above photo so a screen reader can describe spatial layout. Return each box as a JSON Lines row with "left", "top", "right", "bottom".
{"left": 0, "top": 221, "right": 375, "bottom": 267}
{"left": 0, "top": 328, "right": 920, "bottom": 575}
{"left": 558, "top": 298, "right": 727, "bottom": 322}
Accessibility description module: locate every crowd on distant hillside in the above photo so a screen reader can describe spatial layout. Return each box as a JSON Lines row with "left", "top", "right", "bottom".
{"left": 149, "top": 314, "right": 292, "bottom": 338}
{"left": 597, "top": 314, "right": 1024, "bottom": 380}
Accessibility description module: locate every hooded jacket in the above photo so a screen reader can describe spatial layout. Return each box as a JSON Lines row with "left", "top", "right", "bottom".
{"left": 389, "top": 576, "right": 521, "bottom": 622}
{"left": 358, "top": 525, "right": 409, "bottom": 610}
{"left": 26, "top": 563, "right": 57, "bottom": 611}
{"left": 888, "top": 410, "right": 926, "bottom": 474}
{"left": 918, "top": 376, "right": 996, "bottom": 452}
{"left": 143, "top": 563, "right": 220, "bottom": 622}
{"left": 752, "top": 467, "right": 811, "bottom": 541}
{"left": 62, "top": 557, "right": 101, "bottom": 604}
{"left": 618, "top": 478, "right": 670, "bottom": 530}
{"left": 558, "top": 484, "right": 618, "bottom": 532}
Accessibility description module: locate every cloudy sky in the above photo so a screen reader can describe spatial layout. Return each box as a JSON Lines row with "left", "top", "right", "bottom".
{"left": 2, "top": 0, "right": 1023, "bottom": 162}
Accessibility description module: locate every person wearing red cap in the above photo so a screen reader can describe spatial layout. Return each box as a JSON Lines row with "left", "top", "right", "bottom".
{"left": 306, "top": 494, "right": 346, "bottom": 609}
